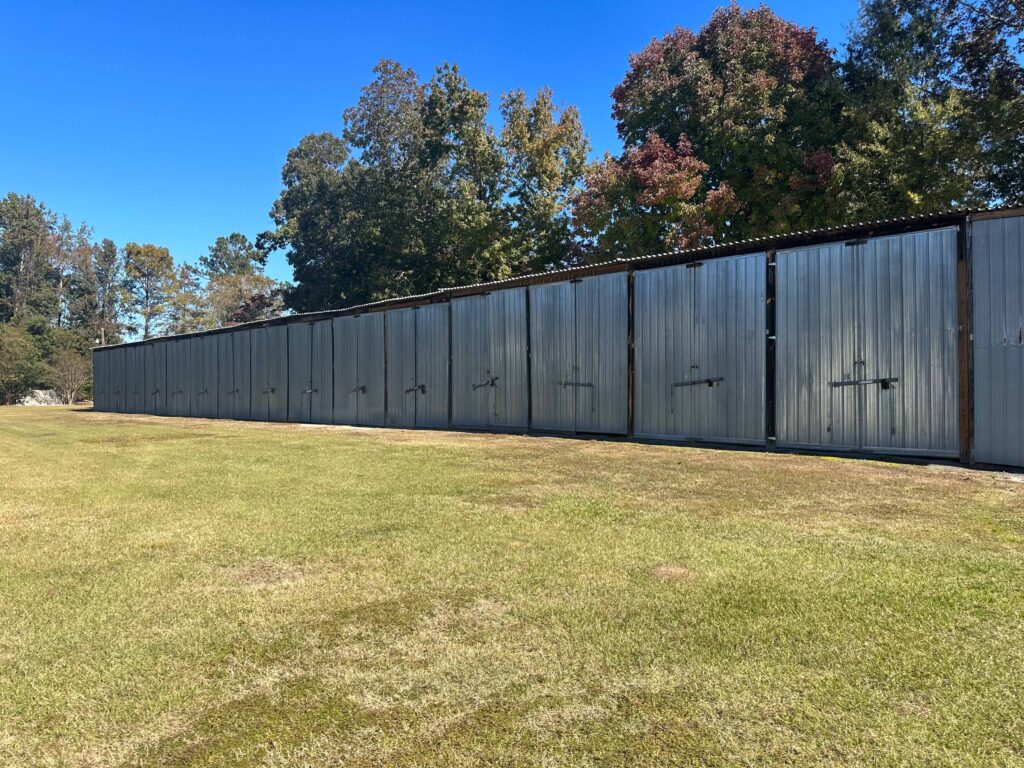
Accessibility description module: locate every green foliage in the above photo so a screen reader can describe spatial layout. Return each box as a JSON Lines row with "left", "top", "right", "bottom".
{"left": 0, "top": 324, "right": 44, "bottom": 404}
{"left": 267, "top": 60, "right": 589, "bottom": 312}
{"left": 123, "top": 242, "right": 176, "bottom": 339}
{"left": 200, "top": 232, "right": 267, "bottom": 277}
{"left": 577, "top": 4, "right": 845, "bottom": 259}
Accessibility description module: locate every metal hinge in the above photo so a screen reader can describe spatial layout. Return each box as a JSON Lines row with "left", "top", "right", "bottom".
{"left": 673, "top": 377, "right": 724, "bottom": 388}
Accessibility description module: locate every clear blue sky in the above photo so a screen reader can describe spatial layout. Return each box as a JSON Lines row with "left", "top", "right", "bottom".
{"left": 1, "top": 0, "right": 860, "bottom": 284}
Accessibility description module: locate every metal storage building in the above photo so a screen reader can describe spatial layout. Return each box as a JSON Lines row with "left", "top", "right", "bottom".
{"left": 92, "top": 206, "right": 1024, "bottom": 469}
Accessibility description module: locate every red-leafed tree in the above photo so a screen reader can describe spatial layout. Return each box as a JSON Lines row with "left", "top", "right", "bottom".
{"left": 576, "top": 3, "right": 845, "bottom": 259}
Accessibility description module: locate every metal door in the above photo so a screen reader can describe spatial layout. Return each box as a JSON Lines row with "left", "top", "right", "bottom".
{"left": 452, "top": 288, "right": 528, "bottom": 430}
{"left": 167, "top": 339, "right": 191, "bottom": 417}
{"left": 287, "top": 323, "right": 312, "bottom": 422}
{"left": 636, "top": 255, "right": 766, "bottom": 443}
{"left": 575, "top": 273, "right": 628, "bottom": 434}
{"left": 777, "top": 242, "right": 861, "bottom": 450}
{"left": 110, "top": 347, "right": 126, "bottom": 412}
{"left": 125, "top": 346, "right": 146, "bottom": 413}
{"left": 191, "top": 335, "right": 218, "bottom": 418}
{"left": 973, "top": 215, "right": 1024, "bottom": 467}
{"left": 386, "top": 308, "right": 417, "bottom": 427}
{"left": 356, "top": 312, "right": 386, "bottom": 425}
{"left": 858, "top": 229, "right": 957, "bottom": 456}
{"left": 309, "top": 320, "right": 333, "bottom": 423}
{"left": 251, "top": 326, "right": 287, "bottom": 421}
{"left": 529, "top": 281, "right": 576, "bottom": 432}
{"left": 215, "top": 330, "right": 251, "bottom": 420}
{"left": 145, "top": 342, "right": 167, "bottom": 415}
{"left": 333, "top": 315, "right": 359, "bottom": 424}
{"left": 416, "top": 303, "right": 449, "bottom": 428}
{"left": 451, "top": 294, "right": 492, "bottom": 428}
{"left": 92, "top": 350, "right": 107, "bottom": 411}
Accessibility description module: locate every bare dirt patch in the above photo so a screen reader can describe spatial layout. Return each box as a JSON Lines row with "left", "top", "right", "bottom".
{"left": 219, "top": 560, "right": 305, "bottom": 590}
{"left": 652, "top": 564, "right": 696, "bottom": 582}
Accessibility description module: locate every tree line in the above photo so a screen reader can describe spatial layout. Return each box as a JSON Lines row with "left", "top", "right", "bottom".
{"left": 0, "top": 196, "right": 283, "bottom": 403}
{"left": 1, "top": 0, "right": 1019, "bottom": 404}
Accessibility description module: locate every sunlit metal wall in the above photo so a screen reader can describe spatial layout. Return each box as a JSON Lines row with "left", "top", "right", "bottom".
{"left": 972, "top": 215, "right": 1024, "bottom": 467}
{"left": 634, "top": 254, "right": 766, "bottom": 444}
{"left": 776, "top": 229, "right": 959, "bottom": 457}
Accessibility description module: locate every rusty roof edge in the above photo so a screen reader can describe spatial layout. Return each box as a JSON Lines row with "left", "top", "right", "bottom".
{"left": 94, "top": 203, "right": 1020, "bottom": 351}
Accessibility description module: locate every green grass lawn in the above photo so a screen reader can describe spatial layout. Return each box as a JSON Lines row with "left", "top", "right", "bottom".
{"left": 1, "top": 407, "right": 1023, "bottom": 767}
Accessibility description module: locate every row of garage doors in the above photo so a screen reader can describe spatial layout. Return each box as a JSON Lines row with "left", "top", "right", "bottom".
{"left": 93, "top": 221, "right": 1024, "bottom": 465}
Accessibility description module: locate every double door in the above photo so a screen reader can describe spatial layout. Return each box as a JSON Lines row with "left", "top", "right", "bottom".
{"left": 776, "top": 229, "right": 958, "bottom": 456}
{"left": 530, "top": 273, "right": 628, "bottom": 434}
{"left": 333, "top": 313, "right": 386, "bottom": 426}
{"left": 386, "top": 305, "right": 449, "bottom": 428}
{"left": 287, "top": 320, "right": 333, "bottom": 423}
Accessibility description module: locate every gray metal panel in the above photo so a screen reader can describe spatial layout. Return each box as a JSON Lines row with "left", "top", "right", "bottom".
{"left": 416, "top": 303, "right": 449, "bottom": 428}
{"left": 109, "top": 347, "right": 126, "bottom": 412}
{"left": 334, "top": 313, "right": 385, "bottom": 426}
{"left": 451, "top": 294, "right": 491, "bottom": 428}
{"left": 386, "top": 308, "right": 417, "bottom": 427}
{"left": 575, "top": 273, "right": 628, "bottom": 434}
{"left": 190, "top": 335, "right": 219, "bottom": 418}
{"left": 635, "top": 255, "right": 766, "bottom": 444}
{"left": 309, "top": 319, "right": 333, "bottom": 424}
{"left": 973, "top": 215, "right": 1024, "bottom": 467}
{"left": 125, "top": 346, "right": 146, "bottom": 413}
{"left": 332, "top": 315, "right": 359, "bottom": 425}
{"left": 91, "top": 350, "right": 107, "bottom": 411}
{"left": 777, "top": 230, "right": 958, "bottom": 456}
{"left": 144, "top": 342, "right": 167, "bottom": 415}
{"left": 859, "top": 229, "right": 958, "bottom": 455}
{"left": 529, "top": 281, "right": 576, "bottom": 432}
{"left": 217, "top": 331, "right": 249, "bottom": 420}
{"left": 356, "top": 312, "right": 386, "bottom": 425}
{"left": 777, "top": 242, "right": 860, "bottom": 450}
{"left": 250, "top": 327, "right": 271, "bottom": 421}
{"left": 451, "top": 288, "right": 528, "bottom": 430}
{"left": 166, "top": 339, "right": 191, "bottom": 417}
{"left": 268, "top": 325, "right": 288, "bottom": 421}
{"left": 287, "top": 323, "right": 312, "bottom": 423}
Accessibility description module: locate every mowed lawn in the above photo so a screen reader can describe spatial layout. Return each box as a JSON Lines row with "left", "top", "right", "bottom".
{"left": 1, "top": 408, "right": 1023, "bottom": 767}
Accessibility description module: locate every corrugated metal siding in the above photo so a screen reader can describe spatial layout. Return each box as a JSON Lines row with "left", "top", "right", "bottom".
{"left": 255, "top": 325, "right": 288, "bottom": 421}
{"left": 529, "top": 281, "right": 576, "bottom": 432}
{"left": 973, "top": 215, "right": 1024, "bottom": 467}
{"left": 125, "top": 346, "right": 146, "bottom": 413}
{"left": 91, "top": 350, "right": 107, "bottom": 411}
{"left": 190, "top": 335, "right": 218, "bottom": 418}
{"left": 144, "top": 341, "right": 167, "bottom": 415}
{"left": 109, "top": 347, "right": 125, "bottom": 412}
{"left": 166, "top": 339, "right": 191, "bottom": 417}
{"left": 635, "top": 255, "right": 766, "bottom": 444}
{"left": 356, "top": 313, "right": 386, "bottom": 425}
{"left": 217, "top": 330, "right": 251, "bottom": 420}
{"left": 332, "top": 315, "right": 359, "bottom": 424}
{"left": 777, "top": 229, "right": 958, "bottom": 456}
{"left": 309, "top": 320, "right": 333, "bottom": 423}
{"left": 575, "top": 273, "right": 628, "bottom": 434}
{"left": 451, "top": 294, "right": 491, "bottom": 428}
{"left": 287, "top": 323, "right": 312, "bottom": 422}
{"left": 385, "top": 308, "right": 417, "bottom": 427}
{"left": 451, "top": 288, "right": 528, "bottom": 429}
{"left": 416, "top": 303, "right": 449, "bottom": 428}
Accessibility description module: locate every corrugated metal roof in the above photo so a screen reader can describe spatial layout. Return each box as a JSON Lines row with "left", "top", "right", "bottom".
{"left": 95, "top": 203, "right": 1023, "bottom": 350}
